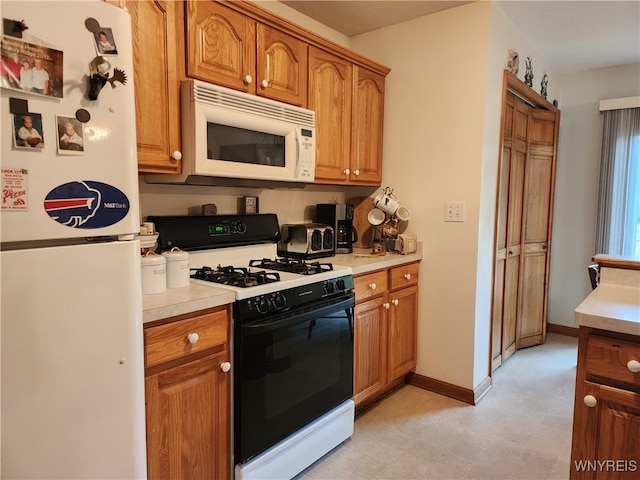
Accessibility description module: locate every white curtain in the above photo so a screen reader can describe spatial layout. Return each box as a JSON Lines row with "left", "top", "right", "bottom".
{"left": 595, "top": 107, "right": 640, "bottom": 256}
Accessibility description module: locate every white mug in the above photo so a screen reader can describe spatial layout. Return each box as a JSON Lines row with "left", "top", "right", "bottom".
{"left": 367, "top": 208, "right": 386, "bottom": 226}
{"left": 373, "top": 188, "right": 399, "bottom": 215}
{"left": 396, "top": 206, "right": 410, "bottom": 222}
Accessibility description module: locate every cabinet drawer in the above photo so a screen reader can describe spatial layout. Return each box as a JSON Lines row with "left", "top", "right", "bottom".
{"left": 354, "top": 270, "right": 388, "bottom": 301}
{"left": 389, "top": 263, "right": 419, "bottom": 290}
{"left": 585, "top": 334, "right": 640, "bottom": 392}
{"left": 145, "top": 309, "right": 228, "bottom": 369}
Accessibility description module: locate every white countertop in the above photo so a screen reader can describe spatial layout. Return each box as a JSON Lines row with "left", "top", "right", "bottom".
{"left": 142, "top": 282, "right": 235, "bottom": 323}
{"left": 332, "top": 245, "right": 423, "bottom": 275}
{"left": 575, "top": 266, "right": 640, "bottom": 336}
{"left": 141, "top": 244, "right": 423, "bottom": 323}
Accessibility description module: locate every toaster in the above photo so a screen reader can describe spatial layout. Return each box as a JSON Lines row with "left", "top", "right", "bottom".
{"left": 277, "top": 223, "right": 334, "bottom": 259}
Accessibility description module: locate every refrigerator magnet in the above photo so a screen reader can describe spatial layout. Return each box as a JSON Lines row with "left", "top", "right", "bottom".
{"left": 1, "top": 167, "right": 28, "bottom": 211}
{"left": 12, "top": 111, "right": 44, "bottom": 149}
{"left": 55, "top": 115, "right": 84, "bottom": 155}
{"left": 44, "top": 180, "right": 130, "bottom": 229}
{"left": 1, "top": 35, "right": 63, "bottom": 98}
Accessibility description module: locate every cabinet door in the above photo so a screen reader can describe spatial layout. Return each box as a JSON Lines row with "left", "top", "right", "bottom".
{"left": 186, "top": 0, "right": 256, "bottom": 94}
{"left": 354, "top": 295, "right": 387, "bottom": 407}
{"left": 308, "top": 46, "right": 352, "bottom": 184}
{"left": 388, "top": 286, "right": 418, "bottom": 380}
{"left": 570, "top": 384, "right": 640, "bottom": 480}
{"left": 256, "top": 24, "right": 308, "bottom": 106}
{"left": 127, "top": 0, "right": 183, "bottom": 173}
{"left": 351, "top": 66, "right": 385, "bottom": 185}
{"left": 146, "top": 351, "right": 231, "bottom": 480}
{"left": 518, "top": 109, "right": 558, "bottom": 348}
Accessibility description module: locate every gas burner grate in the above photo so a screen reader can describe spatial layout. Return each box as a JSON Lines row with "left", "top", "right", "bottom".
{"left": 249, "top": 258, "right": 334, "bottom": 275}
{"left": 191, "top": 265, "right": 280, "bottom": 287}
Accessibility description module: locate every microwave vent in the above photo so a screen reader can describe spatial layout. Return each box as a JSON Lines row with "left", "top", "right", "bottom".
{"left": 191, "top": 81, "right": 315, "bottom": 129}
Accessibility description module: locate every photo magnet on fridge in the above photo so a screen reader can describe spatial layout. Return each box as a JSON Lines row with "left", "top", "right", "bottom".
{"left": 12, "top": 111, "right": 44, "bottom": 149}
{"left": 56, "top": 115, "right": 84, "bottom": 155}
{"left": 1, "top": 35, "right": 63, "bottom": 97}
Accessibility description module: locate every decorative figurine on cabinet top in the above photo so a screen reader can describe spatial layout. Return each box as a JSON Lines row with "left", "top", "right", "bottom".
{"left": 540, "top": 72, "right": 548, "bottom": 99}
{"left": 524, "top": 57, "right": 533, "bottom": 87}
{"left": 507, "top": 49, "right": 519, "bottom": 74}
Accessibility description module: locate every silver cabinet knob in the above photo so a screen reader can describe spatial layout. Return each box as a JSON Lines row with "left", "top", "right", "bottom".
{"left": 187, "top": 333, "right": 199, "bottom": 344}
{"left": 244, "top": 75, "right": 253, "bottom": 85}
{"left": 583, "top": 395, "right": 597, "bottom": 408}
{"left": 627, "top": 360, "right": 640, "bottom": 373}
{"left": 220, "top": 362, "right": 231, "bottom": 373}
{"left": 170, "top": 150, "right": 182, "bottom": 160}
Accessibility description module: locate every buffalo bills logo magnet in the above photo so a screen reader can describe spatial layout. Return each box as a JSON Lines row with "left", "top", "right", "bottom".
{"left": 44, "top": 181, "right": 129, "bottom": 228}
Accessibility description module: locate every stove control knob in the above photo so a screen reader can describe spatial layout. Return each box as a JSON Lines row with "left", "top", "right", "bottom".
{"left": 324, "top": 282, "right": 335, "bottom": 294}
{"left": 235, "top": 221, "right": 247, "bottom": 234}
{"left": 256, "top": 297, "right": 270, "bottom": 314}
{"left": 336, "top": 279, "right": 346, "bottom": 291}
{"left": 273, "top": 293, "right": 287, "bottom": 310}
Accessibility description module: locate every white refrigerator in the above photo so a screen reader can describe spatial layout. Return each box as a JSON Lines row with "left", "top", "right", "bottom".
{"left": 0, "top": 2, "right": 146, "bottom": 478}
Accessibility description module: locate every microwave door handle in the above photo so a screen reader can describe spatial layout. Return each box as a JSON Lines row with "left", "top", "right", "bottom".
{"left": 294, "top": 129, "right": 301, "bottom": 178}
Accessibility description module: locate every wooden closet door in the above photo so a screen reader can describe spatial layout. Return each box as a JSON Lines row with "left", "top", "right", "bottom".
{"left": 502, "top": 95, "right": 529, "bottom": 363}
{"left": 518, "top": 109, "right": 559, "bottom": 347}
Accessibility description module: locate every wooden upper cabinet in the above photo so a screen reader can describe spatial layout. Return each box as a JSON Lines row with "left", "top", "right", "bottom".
{"left": 350, "top": 66, "right": 385, "bottom": 184}
{"left": 256, "top": 24, "right": 307, "bottom": 106}
{"left": 186, "top": 0, "right": 307, "bottom": 106}
{"left": 125, "top": 0, "right": 184, "bottom": 173}
{"left": 309, "top": 46, "right": 352, "bottom": 182}
{"left": 313, "top": 63, "right": 385, "bottom": 185}
{"left": 186, "top": 0, "right": 256, "bottom": 94}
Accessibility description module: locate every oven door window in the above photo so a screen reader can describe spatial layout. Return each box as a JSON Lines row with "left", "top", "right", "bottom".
{"left": 206, "top": 123, "right": 285, "bottom": 167}
{"left": 235, "top": 295, "right": 354, "bottom": 464}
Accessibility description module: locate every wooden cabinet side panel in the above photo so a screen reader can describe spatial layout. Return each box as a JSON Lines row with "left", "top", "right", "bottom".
{"left": 308, "top": 46, "right": 352, "bottom": 183}
{"left": 129, "top": 0, "right": 183, "bottom": 173}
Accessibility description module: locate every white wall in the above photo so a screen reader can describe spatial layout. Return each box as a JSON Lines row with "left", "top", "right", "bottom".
{"left": 547, "top": 63, "right": 640, "bottom": 328}
{"left": 351, "top": 1, "right": 558, "bottom": 390}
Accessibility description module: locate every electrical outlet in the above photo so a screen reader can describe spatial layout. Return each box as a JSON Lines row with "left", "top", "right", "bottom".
{"left": 445, "top": 202, "right": 465, "bottom": 222}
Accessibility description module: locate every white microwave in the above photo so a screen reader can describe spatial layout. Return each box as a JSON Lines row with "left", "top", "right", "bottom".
{"left": 147, "top": 79, "right": 316, "bottom": 186}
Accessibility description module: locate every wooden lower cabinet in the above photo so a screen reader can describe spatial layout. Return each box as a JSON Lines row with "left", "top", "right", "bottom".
{"left": 353, "top": 262, "right": 419, "bottom": 409}
{"left": 144, "top": 306, "right": 232, "bottom": 480}
{"left": 570, "top": 327, "right": 640, "bottom": 479}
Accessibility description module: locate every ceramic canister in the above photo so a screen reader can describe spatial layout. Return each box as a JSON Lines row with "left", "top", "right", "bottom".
{"left": 141, "top": 253, "right": 167, "bottom": 294}
{"left": 162, "top": 247, "right": 191, "bottom": 288}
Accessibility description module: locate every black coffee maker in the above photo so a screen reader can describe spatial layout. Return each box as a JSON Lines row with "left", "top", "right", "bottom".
{"left": 316, "top": 204, "right": 358, "bottom": 254}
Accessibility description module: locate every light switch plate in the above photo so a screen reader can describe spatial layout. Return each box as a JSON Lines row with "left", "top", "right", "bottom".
{"left": 445, "top": 202, "right": 465, "bottom": 222}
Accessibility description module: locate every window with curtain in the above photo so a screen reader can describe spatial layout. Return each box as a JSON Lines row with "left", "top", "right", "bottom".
{"left": 595, "top": 106, "right": 640, "bottom": 257}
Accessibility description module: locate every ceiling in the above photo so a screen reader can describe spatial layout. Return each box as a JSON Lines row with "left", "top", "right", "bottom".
{"left": 279, "top": 1, "right": 640, "bottom": 75}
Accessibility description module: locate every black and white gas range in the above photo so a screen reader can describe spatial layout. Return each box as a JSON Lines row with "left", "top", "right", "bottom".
{"left": 150, "top": 214, "right": 355, "bottom": 480}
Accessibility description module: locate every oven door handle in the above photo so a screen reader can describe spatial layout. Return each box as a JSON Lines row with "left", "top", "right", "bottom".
{"left": 240, "top": 295, "right": 355, "bottom": 336}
